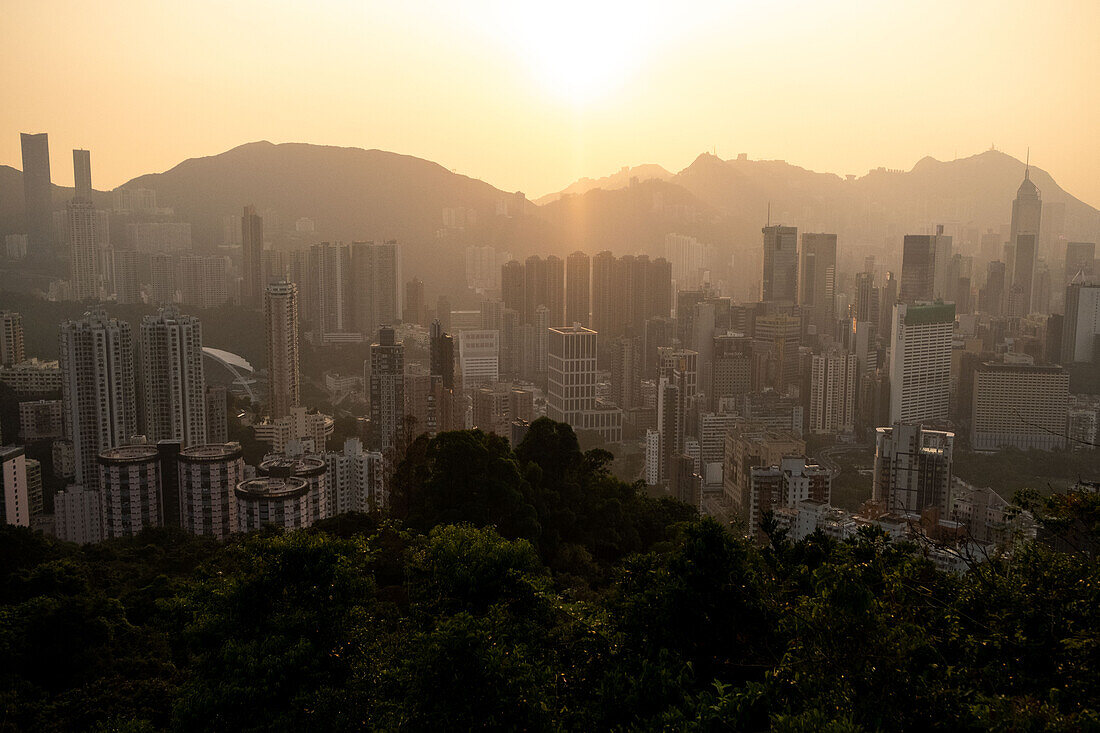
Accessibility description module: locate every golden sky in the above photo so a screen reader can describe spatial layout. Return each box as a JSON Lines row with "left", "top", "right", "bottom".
{"left": 2, "top": 0, "right": 1099, "bottom": 206}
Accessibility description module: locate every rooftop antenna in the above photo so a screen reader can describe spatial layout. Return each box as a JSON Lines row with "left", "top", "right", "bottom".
{"left": 767, "top": 202, "right": 771, "bottom": 227}
{"left": 1025, "top": 148, "right": 1030, "bottom": 179}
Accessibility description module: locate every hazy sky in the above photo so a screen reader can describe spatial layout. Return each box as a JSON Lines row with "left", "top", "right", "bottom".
{"left": 3, "top": 0, "right": 1099, "bottom": 206}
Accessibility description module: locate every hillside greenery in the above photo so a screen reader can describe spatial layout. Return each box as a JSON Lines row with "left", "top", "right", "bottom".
{"left": 1, "top": 418, "right": 1098, "bottom": 731}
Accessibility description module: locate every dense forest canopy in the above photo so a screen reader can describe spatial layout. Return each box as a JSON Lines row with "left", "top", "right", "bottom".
{"left": 2, "top": 419, "right": 1098, "bottom": 731}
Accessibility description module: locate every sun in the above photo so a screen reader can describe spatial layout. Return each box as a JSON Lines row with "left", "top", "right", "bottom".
{"left": 500, "top": 1, "right": 659, "bottom": 105}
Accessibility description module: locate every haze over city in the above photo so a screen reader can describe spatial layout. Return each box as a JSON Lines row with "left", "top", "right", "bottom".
{"left": 2, "top": 2, "right": 1099, "bottom": 730}
{"left": 3, "top": 0, "right": 1100, "bottom": 205}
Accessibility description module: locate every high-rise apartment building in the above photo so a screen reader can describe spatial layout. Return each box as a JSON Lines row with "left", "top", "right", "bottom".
{"left": 610, "top": 336, "right": 641, "bottom": 411}
{"left": 264, "top": 282, "right": 301, "bottom": 419}
{"left": 0, "top": 446, "right": 29, "bottom": 527}
{"left": 0, "top": 311, "right": 25, "bottom": 367}
{"left": 799, "top": 233, "right": 837, "bottom": 334}
{"left": 873, "top": 424, "right": 954, "bottom": 515}
{"left": 1061, "top": 282, "right": 1099, "bottom": 363}
{"left": 241, "top": 205, "right": 264, "bottom": 309}
{"left": 67, "top": 197, "right": 101, "bottom": 301}
{"left": 761, "top": 225, "right": 798, "bottom": 304}
{"left": 309, "top": 242, "right": 353, "bottom": 339}
{"left": 566, "top": 250, "right": 591, "bottom": 326}
{"left": 178, "top": 443, "right": 245, "bottom": 540}
{"left": 971, "top": 363, "right": 1068, "bottom": 451}
{"left": 351, "top": 240, "right": 400, "bottom": 338}
{"left": 60, "top": 311, "right": 138, "bottom": 487}
{"left": 809, "top": 348, "right": 857, "bottom": 434}
{"left": 370, "top": 326, "right": 405, "bottom": 451}
{"left": 206, "top": 386, "right": 228, "bottom": 443}
{"left": 20, "top": 132, "right": 53, "bottom": 255}
{"left": 548, "top": 325, "right": 622, "bottom": 442}
{"left": 748, "top": 457, "right": 831, "bottom": 538}
{"left": 888, "top": 302, "right": 954, "bottom": 424}
{"left": 405, "top": 277, "right": 426, "bottom": 326}
{"left": 139, "top": 308, "right": 207, "bottom": 446}
{"left": 98, "top": 444, "right": 162, "bottom": 538}
{"left": 54, "top": 484, "right": 102, "bottom": 545}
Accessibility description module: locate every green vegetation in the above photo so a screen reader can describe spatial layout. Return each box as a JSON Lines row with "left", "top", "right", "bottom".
{"left": 2, "top": 418, "right": 1099, "bottom": 730}
{"left": 953, "top": 448, "right": 1100, "bottom": 498}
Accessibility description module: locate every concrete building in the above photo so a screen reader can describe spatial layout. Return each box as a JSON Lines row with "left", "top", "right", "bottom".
{"left": 19, "top": 399, "right": 64, "bottom": 441}
{"left": 753, "top": 313, "right": 802, "bottom": 393}
{"left": 808, "top": 348, "right": 857, "bottom": 434}
{"left": 547, "top": 324, "right": 622, "bottom": 443}
{"left": 1061, "top": 282, "right": 1099, "bottom": 364}
{"left": 1008, "top": 167, "right": 1042, "bottom": 314}
{"left": 253, "top": 406, "right": 333, "bottom": 454}
{"left": 264, "top": 281, "right": 301, "bottom": 419}
{"left": 971, "top": 363, "right": 1068, "bottom": 451}
{"left": 609, "top": 336, "right": 642, "bottom": 410}
{"left": 0, "top": 446, "right": 29, "bottom": 527}
{"left": 205, "top": 386, "right": 228, "bottom": 443}
{"left": 747, "top": 456, "right": 831, "bottom": 538}
{"left": 889, "top": 302, "right": 954, "bottom": 424}
{"left": 458, "top": 329, "right": 500, "bottom": 390}
{"left": 0, "top": 312, "right": 25, "bottom": 367}
{"left": 178, "top": 443, "right": 245, "bottom": 540}
{"left": 60, "top": 311, "right": 137, "bottom": 487}
{"left": 178, "top": 255, "right": 229, "bottom": 309}
{"left": 258, "top": 454, "right": 328, "bottom": 525}
{"left": 565, "top": 250, "right": 591, "bottom": 326}
{"left": 24, "top": 459, "right": 42, "bottom": 517}
{"left": 761, "top": 225, "right": 798, "bottom": 305}
{"left": 350, "top": 240, "right": 400, "bottom": 340}
{"left": 241, "top": 205, "right": 264, "bottom": 309}
{"left": 324, "top": 438, "right": 386, "bottom": 514}
{"left": 67, "top": 198, "right": 101, "bottom": 301}
{"left": 0, "top": 358, "right": 62, "bottom": 394}
{"left": 873, "top": 424, "right": 954, "bottom": 515}
{"left": 235, "top": 477, "right": 311, "bottom": 532}
{"left": 370, "top": 326, "right": 405, "bottom": 451}
{"left": 98, "top": 444, "right": 162, "bottom": 538}
{"left": 20, "top": 132, "right": 53, "bottom": 255}
{"left": 139, "top": 309, "right": 207, "bottom": 446}
{"left": 900, "top": 230, "right": 951, "bottom": 303}
{"left": 54, "top": 484, "right": 102, "bottom": 545}
{"left": 723, "top": 421, "right": 806, "bottom": 530}
{"left": 799, "top": 233, "right": 837, "bottom": 335}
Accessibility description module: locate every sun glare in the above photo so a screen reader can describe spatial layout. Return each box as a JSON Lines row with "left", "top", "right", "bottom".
{"left": 500, "top": 2, "right": 660, "bottom": 105}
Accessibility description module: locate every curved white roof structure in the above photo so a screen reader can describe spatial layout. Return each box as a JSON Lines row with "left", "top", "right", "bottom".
{"left": 202, "top": 347, "right": 258, "bottom": 402}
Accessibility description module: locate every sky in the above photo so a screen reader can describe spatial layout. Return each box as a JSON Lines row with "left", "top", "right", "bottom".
{"left": 2, "top": 0, "right": 1099, "bottom": 206}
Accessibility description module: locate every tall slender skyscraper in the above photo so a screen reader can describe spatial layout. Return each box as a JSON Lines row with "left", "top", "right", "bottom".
{"left": 1009, "top": 164, "right": 1042, "bottom": 314}
{"left": 67, "top": 199, "right": 101, "bottom": 302}
{"left": 565, "top": 251, "right": 591, "bottom": 326}
{"left": 20, "top": 132, "right": 53, "bottom": 255}
{"left": 501, "top": 260, "right": 525, "bottom": 317}
{"left": 73, "top": 149, "right": 92, "bottom": 201}
{"left": 799, "top": 233, "right": 837, "bottom": 334}
{"left": 591, "top": 251, "right": 616, "bottom": 338}
{"left": 370, "top": 326, "right": 405, "bottom": 451}
{"left": 59, "top": 311, "right": 138, "bottom": 487}
{"left": 900, "top": 229, "right": 951, "bottom": 303}
{"left": 139, "top": 308, "right": 207, "bottom": 446}
{"left": 761, "top": 225, "right": 798, "bottom": 304}
{"left": 241, "top": 205, "right": 264, "bottom": 309}
{"left": 264, "top": 282, "right": 300, "bottom": 418}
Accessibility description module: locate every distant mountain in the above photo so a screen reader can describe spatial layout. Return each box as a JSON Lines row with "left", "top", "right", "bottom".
{"left": 533, "top": 164, "right": 673, "bottom": 205}
{"left": 118, "top": 141, "right": 543, "bottom": 288}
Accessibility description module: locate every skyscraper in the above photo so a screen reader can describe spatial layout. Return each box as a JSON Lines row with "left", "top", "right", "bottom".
{"left": 609, "top": 336, "right": 641, "bottom": 411}
{"left": 873, "top": 424, "right": 954, "bottom": 515}
{"left": 139, "top": 308, "right": 207, "bottom": 446}
{"left": 565, "top": 250, "right": 591, "bottom": 326}
{"left": 799, "top": 232, "right": 837, "bottom": 334}
{"left": 1009, "top": 164, "right": 1042, "bottom": 314}
{"left": 753, "top": 313, "right": 802, "bottom": 393}
{"left": 971, "top": 363, "right": 1068, "bottom": 451}
{"left": 60, "top": 311, "right": 138, "bottom": 487}
{"left": 264, "top": 282, "right": 300, "bottom": 419}
{"left": 0, "top": 311, "right": 25, "bottom": 367}
{"left": 1061, "top": 281, "right": 1099, "bottom": 363}
{"left": 309, "top": 242, "right": 353, "bottom": 339}
{"left": 370, "top": 326, "right": 405, "bottom": 451}
{"left": 73, "top": 149, "right": 92, "bottom": 200}
{"left": 547, "top": 324, "right": 621, "bottom": 442}
{"left": 241, "top": 205, "right": 264, "bottom": 309}
{"left": 761, "top": 225, "right": 798, "bottom": 304}
{"left": 405, "top": 277, "right": 426, "bottom": 326}
{"left": 808, "top": 348, "right": 857, "bottom": 434}
{"left": 900, "top": 229, "right": 951, "bottom": 303}
{"left": 590, "top": 251, "right": 616, "bottom": 338}
{"left": 20, "top": 132, "right": 53, "bottom": 255}
{"left": 888, "top": 302, "right": 954, "bottom": 424}
{"left": 351, "top": 240, "right": 400, "bottom": 338}
{"left": 67, "top": 153, "right": 101, "bottom": 304}
{"left": 501, "top": 260, "right": 526, "bottom": 317}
